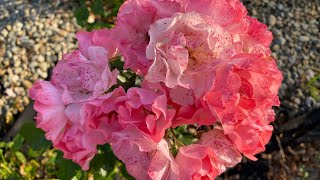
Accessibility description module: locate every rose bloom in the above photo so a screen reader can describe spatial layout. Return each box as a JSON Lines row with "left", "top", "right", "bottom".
{"left": 55, "top": 88, "right": 126, "bottom": 170}
{"left": 205, "top": 54, "right": 282, "bottom": 158}
{"left": 117, "top": 83, "right": 175, "bottom": 142}
{"left": 55, "top": 98, "right": 123, "bottom": 171}
{"left": 112, "top": 0, "right": 182, "bottom": 74}
{"left": 225, "top": 121, "right": 273, "bottom": 160}
{"left": 145, "top": 10, "right": 273, "bottom": 99}
{"left": 76, "top": 29, "right": 118, "bottom": 59}
{"left": 30, "top": 81, "right": 127, "bottom": 170}
{"left": 55, "top": 125, "right": 97, "bottom": 170}
{"left": 146, "top": 12, "right": 233, "bottom": 93}
{"left": 52, "top": 47, "right": 119, "bottom": 104}
{"left": 176, "top": 129, "right": 241, "bottom": 179}
{"left": 111, "top": 127, "right": 178, "bottom": 180}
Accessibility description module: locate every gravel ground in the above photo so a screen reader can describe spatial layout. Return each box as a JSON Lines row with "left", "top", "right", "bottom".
{"left": 0, "top": 0, "right": 80, "bottom": 137}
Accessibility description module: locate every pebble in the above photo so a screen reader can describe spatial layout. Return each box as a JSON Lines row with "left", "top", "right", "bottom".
{"left": 22, "top": 80, "right": 33, "bottom": 89}
{"left": 1, "top": 29, "right": 9, "bottom": 37}
{"left": 288, "top": 57, "right": 296, "bottom": 64}
{"left": 299, "top": 36, "right": 310, "bottom": 42}
{"left": 278, "top": 37, "right": 286, "bottom": 46}
{"left": 268, "top": 15, "right": 277, "bottom": 26}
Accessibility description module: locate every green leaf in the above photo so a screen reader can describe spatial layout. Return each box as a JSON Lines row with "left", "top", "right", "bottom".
{"left": 91, "top": 0, "right": 104, "bottom": 16}
{"left": 110, "top": 57, "right": 124, "bottom": 70}
{"left": 177, "top": 134, "right": 197, "bottom": 146}
{"left": 20, "top": 122, "right": 51, "bottom": 151}
{"left": 0, "top": 142, "right": 6, "bottom": 148}
{"left": 27, "top": 148, "right": 43, "bottom": 158}
{"left": 91, "top": 144, "right": 117, "bottom": 172}
{"left": 6, "top": 142, "right": 14, "bottom": 149}
{"left": 56, "top": 151, "right": 82, "bottom": 180}
{"left": 6, "top": 172, "right": 20, "bottom": 180}
{"left": 15, "top": 151, "right": 27, "bottom": 164}
{"left": 11, "top": 134, "right": 24, "bottom": 152}
{"left": 74, "top": 5, "right": 90, "bottom": 27}
{"left": 24, "top": 161, "right": 39, "bottom": 179}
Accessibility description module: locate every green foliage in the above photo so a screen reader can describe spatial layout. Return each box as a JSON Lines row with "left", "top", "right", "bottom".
{"left": 307, "top": 73, "right": 320, "bottom": 101}
{"left": 0, "top": 122, "right": 133, "bottom": 179}
{"left": 55, "top": 151, "right": 82, "bottom": 180}
{"left": 74, "top": 0, "right": 125, "bottom": 30}
{"left": 20, "top": 122, "right": 51, "bottom": 152}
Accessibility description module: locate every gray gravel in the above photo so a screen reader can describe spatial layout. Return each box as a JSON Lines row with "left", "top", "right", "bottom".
{"left": 243, "top": 0, "right": 320, "bottom": 119}
{"left": 0, "top": 0, "right": 79, "bottom": 136}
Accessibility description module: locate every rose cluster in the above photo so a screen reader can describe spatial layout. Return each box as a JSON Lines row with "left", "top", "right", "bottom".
{"left": 29, "top": 0, "right": 282, "bottom": 179}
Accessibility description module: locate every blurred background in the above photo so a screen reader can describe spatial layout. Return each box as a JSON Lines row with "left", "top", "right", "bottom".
{"left": 0, "top": 0, "right": 319, "bottom": 179}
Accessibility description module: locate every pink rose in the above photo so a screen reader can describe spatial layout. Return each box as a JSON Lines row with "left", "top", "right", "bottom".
{"left": 205, "top": 54, "right": 282, "bottom": 126}
{"left": 112, "top": 0, "right": 182, "bottom": 74}
{"left": 205, "top": 54, "right": 282, "bottom": 159}
{"left": 225, "top": 122, "right": 273, "bottom": 160}
{"left": 30, "top": 83, "right": 127, "bottom": 170}
{"left": 176, "top": 129, "right": 241, "bottom": 179}
{"left": 76, "top": 29, "right": 118, "bottom": 59}
{"left": 117, "top": 84, "right": 175, "bottom": 142}
{"left": 111, "top": 127, "right": 178, "bottom": 180}
{"left": 172, "top": 98, "right": 217, "bottom": 127}
{"left": 29, "top": 81, "right": 67, "bottom": 144}
{"left": 52, "top": 47, "right": 119, "bottom": 103}
{"left": 55, "top": 125, "right": 97, "bottom": 170}
{"left": 181, "top": 0, "right": 247, "bottom": 27}
{"left": 146, "top": 12, "right": 233, "bottom": 95}
{"left": 55, "top": 88, "right": 126, "bottom": 170}
{"left": 80, "top": 87, "right": 126, "bottom": 143}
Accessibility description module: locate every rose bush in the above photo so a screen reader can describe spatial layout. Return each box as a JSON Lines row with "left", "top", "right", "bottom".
{"left": 29, "top": 0, "right": 282, "bottom": 179}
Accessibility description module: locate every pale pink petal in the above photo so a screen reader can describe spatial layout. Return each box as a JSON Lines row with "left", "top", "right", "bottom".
{"left": 29, "top": 81, "right": 67, "bottom": 144}
{"left": 111, "top": 127, "right": 177, "bottom": 180}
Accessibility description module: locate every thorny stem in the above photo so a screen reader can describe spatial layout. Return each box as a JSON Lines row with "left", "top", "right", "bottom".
{"left": 170, "top": 127, "right": 177, "bottom": 140}
{"left": 0, "top": 150, "right": 7, "bottom": 165}
{"left": 0, "top": 164, "right": 12, "bottom": 174}
{"left": 109, "top": 56, "right": 121, "bottom": 63}
{"left": 170, "top": 128, "right": 185, "bottom": 148}
{"left": 206, "top": 125, "right": 212, "bottom": 131}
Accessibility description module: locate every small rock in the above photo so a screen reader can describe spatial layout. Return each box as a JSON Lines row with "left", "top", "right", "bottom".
{"left": 306, "top": 97, "right": 316, "bottom": 108}
{"left": 278, "top": 37, "right": 286, "bottom": 45}
{"left": 293, "top": 97, "right": 301, "bottom": 105}
{"left": 306, "top": 69, "right": 315, "bottom": 80}
{"left": 1, "top": 29, "right": 9, "bottom": 37}
{"left": 277, "top": 4, "right": 284, "bottom": 10}
{"left": 37, "top": 55, "right": 45, "bottom": 62}
{"left": 272, "top": 44, "right": 280, "bottom": 51}
{"left": 0, "top": 46, "right": 5, "bottom": 57}
{"left": 5, "top": 88, "right": 16, "bottom": 98}
{"left": 6, "top": 111, "right": 14, "bottom": 124}
{"left": 268, "top": 15, "right": 277, "bottom": 26}
{"left": 299, "top": 36, "right": 310, "bottom": 42}
{"left": 288, "top": 57, "right": 296, "bottom": 64}
{"left": 12, "top": 75, "right": 19, "bottom": 83}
